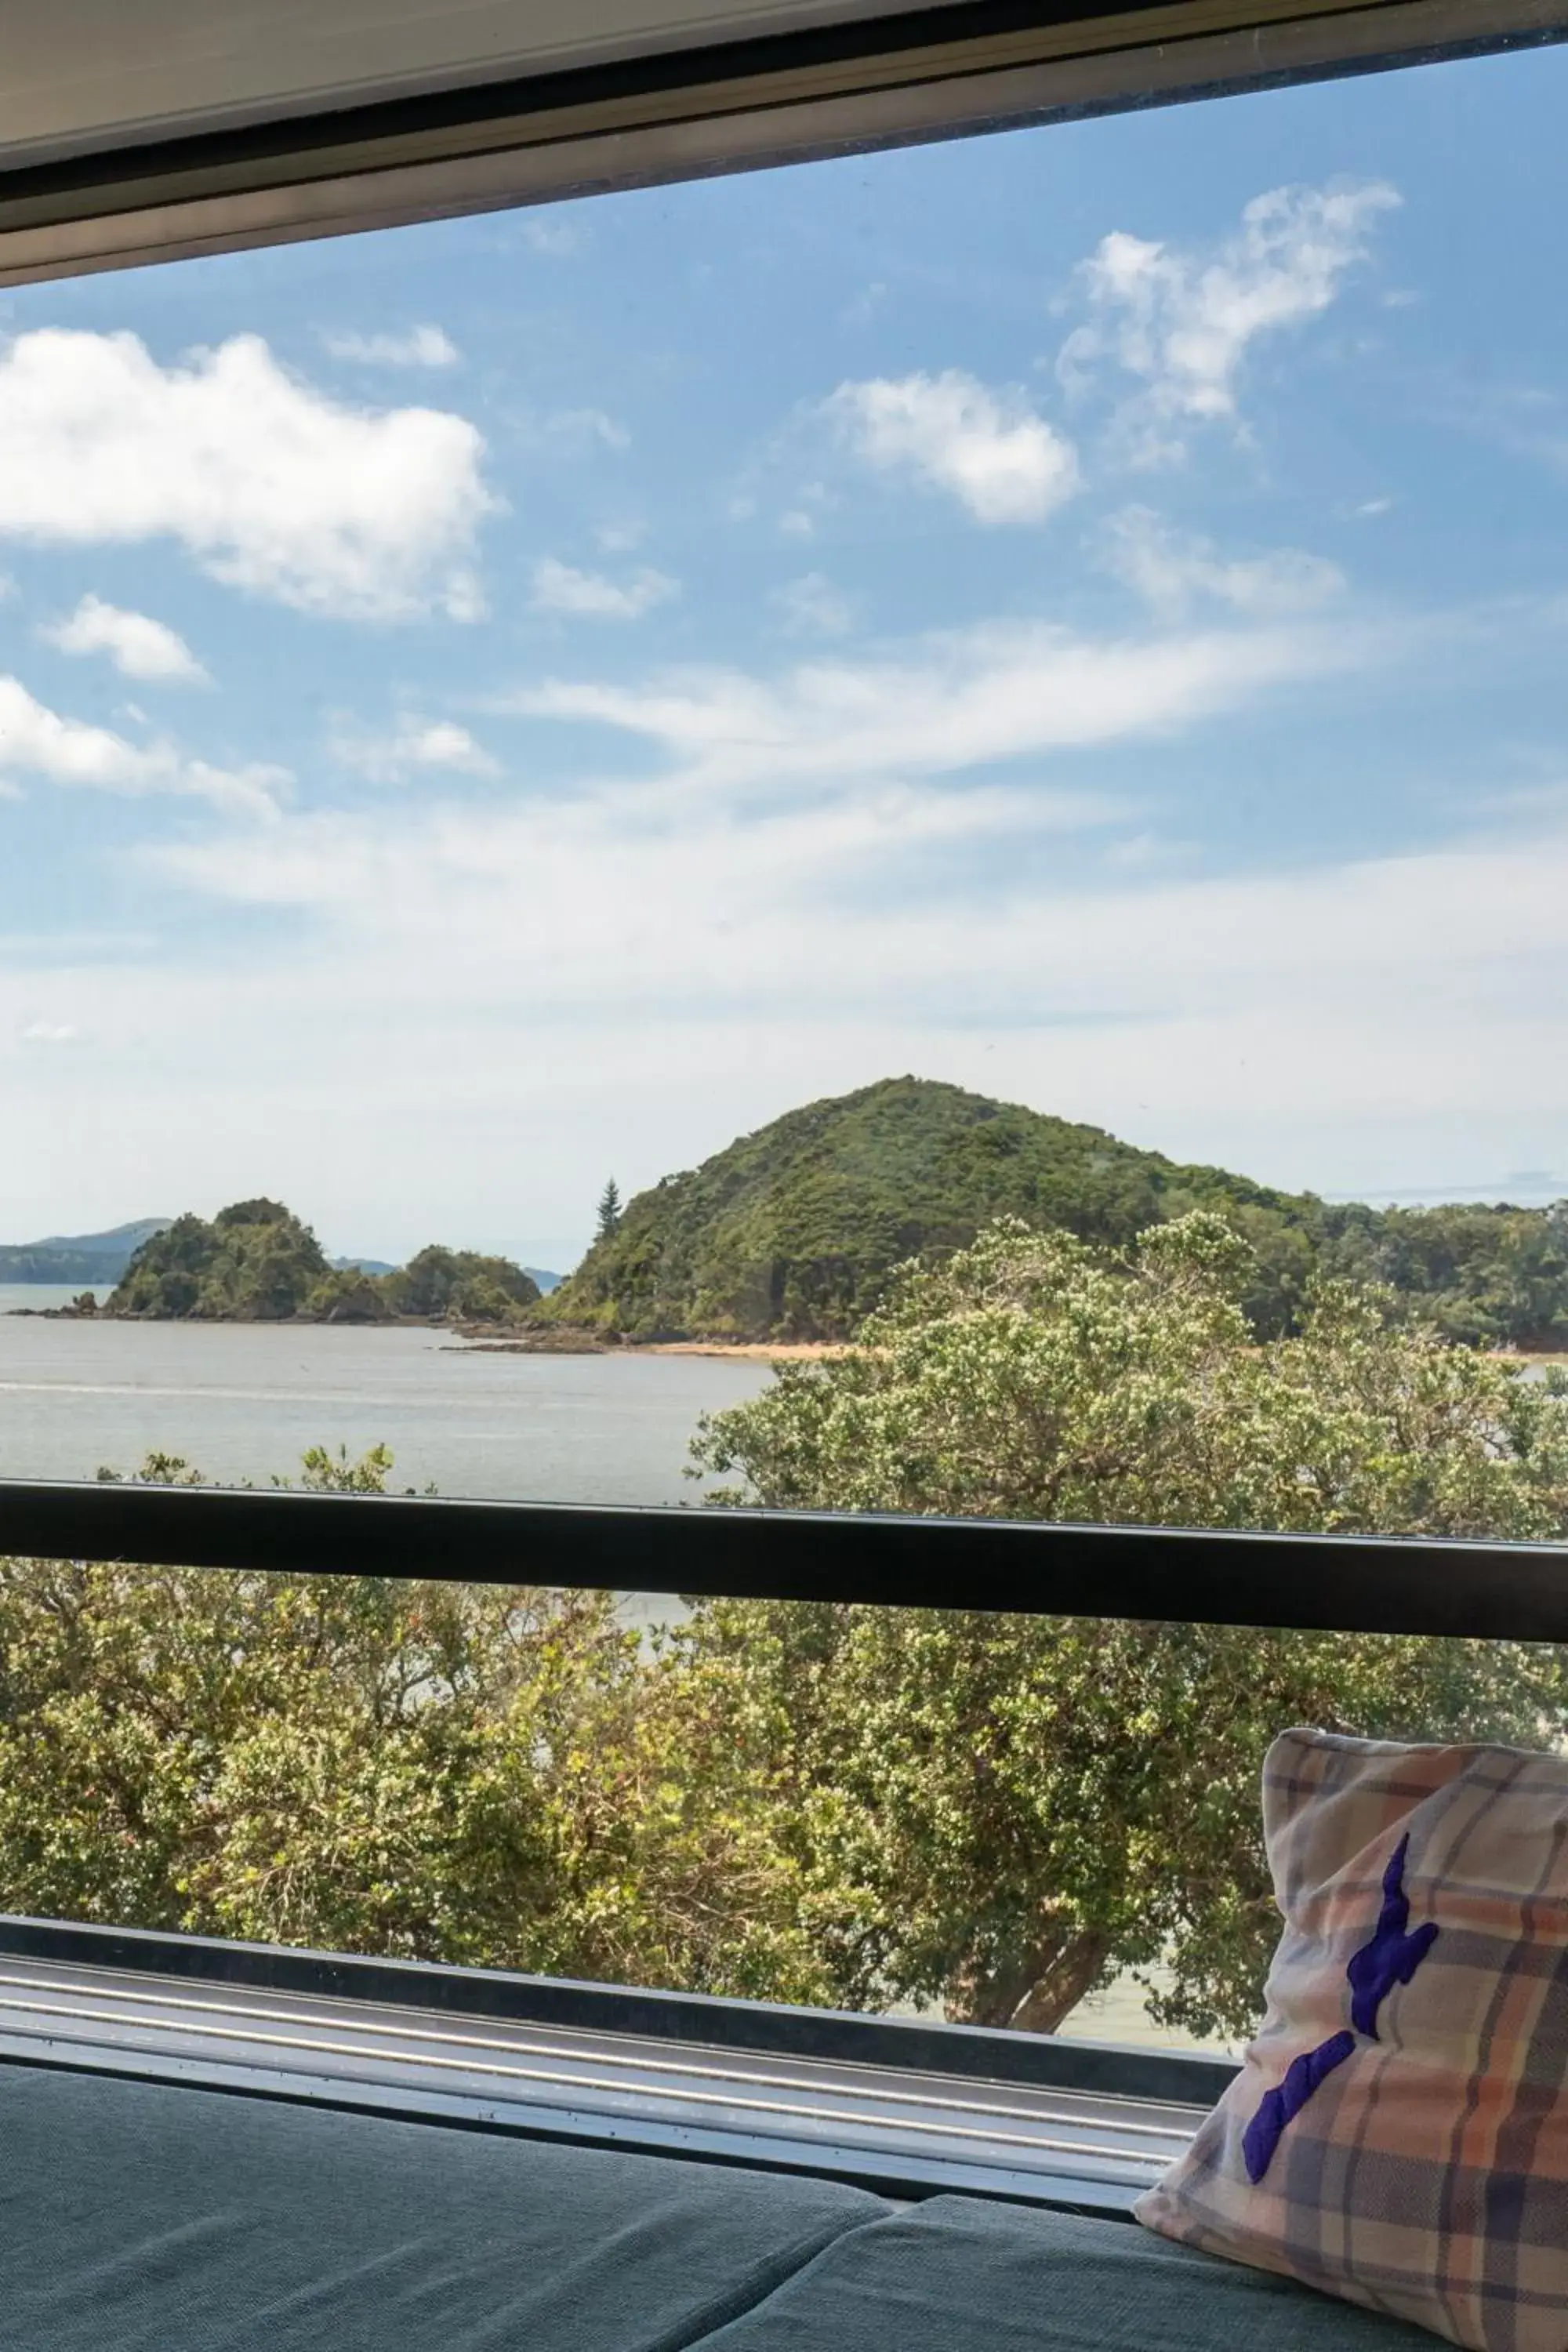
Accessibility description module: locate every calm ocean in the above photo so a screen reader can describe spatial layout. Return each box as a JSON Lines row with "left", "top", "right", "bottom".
{"left": 0, "top": 1294, "right": 769, "bottom": 1501}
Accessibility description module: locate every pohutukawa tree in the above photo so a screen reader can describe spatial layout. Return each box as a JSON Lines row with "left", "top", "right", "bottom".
{"left": 684, "top": 1216, "right": 1568, "bottom": 2036}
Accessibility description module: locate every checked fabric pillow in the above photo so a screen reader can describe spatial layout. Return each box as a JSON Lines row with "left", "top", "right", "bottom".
{"left": 1136, "top": 1727, "right": 1568, "bottom": 2352}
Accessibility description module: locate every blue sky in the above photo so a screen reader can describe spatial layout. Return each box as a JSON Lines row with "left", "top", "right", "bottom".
{"left": 2, "top": 42, "right": 1566, "bottom": 1268}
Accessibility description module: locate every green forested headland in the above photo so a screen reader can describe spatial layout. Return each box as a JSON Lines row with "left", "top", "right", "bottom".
{"left": 548, "top": 1076, "right": 1568, "bottom": 1347}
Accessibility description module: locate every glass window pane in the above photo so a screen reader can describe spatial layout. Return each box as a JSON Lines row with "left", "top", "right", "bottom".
{"left": 4, "top": 36, "right": 1568, "bottom": 2050}
{"left": 4, "top": 1566, "right": 1559, "bottom": 2050}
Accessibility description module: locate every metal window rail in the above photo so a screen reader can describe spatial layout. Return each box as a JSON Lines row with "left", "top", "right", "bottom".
{"left": 0, "top": 1918, "right": 1232, "bottom": 2211}
{"left": 2, "top": 1479, "right": 1568, "bottom": 1640}
{"left": 2, "top": 0, "right": 1566, "bottom": 285}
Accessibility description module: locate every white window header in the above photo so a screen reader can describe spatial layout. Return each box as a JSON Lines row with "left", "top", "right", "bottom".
{"left": 4, "top": 0, "right": 961, "bottom": 168}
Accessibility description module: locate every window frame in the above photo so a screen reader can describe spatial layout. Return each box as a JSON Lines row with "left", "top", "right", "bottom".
{"left": 1, "top": 0, "right": 1563, "bottom": 285}
{"left": 4, "top": 0, "right": 1567, "bottom": 2146}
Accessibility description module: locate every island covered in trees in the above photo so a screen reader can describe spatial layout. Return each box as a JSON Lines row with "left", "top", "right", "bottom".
{"left": 101, "top": 1201, "right": 543, "bottom": 1327}
{"left": 44, "top": 1076, "right": 1568, "bottom": 1346}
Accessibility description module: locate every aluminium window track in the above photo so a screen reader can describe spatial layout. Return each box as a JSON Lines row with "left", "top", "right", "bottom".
{"left": 0, "top": 1951, "right": 1209, "bottom": 2212}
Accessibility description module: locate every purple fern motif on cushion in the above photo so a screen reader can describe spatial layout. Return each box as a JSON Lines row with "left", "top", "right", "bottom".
{"left": 1346, "top": 1834, "right": 1440, "bottom": 2038}
{"left": 1243, "top": 1832, "right": 1436, "bottom": 2184}
{"left": 1242, "top": 2032, "right": 1356, "bottom": 2183}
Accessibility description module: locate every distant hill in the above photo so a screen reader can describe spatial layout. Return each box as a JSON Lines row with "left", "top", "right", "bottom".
{"left": 377, "top": 1246, "right": 540, "bottom": 1323}
{"left": 336, "top": 1254, "right": 559, "bottom": 1287}
{"left": 0, "top": 1217, "right": 170, "bottom": 1285}
{"left": 544, "top": 1077, "right": 1568, "bottom": 1348}
{"left": 545, "top": 1078, "right": 1319, "bottom": 1343}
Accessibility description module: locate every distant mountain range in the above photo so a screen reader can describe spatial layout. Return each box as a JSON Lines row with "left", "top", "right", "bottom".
{"left": 0, "top": 1229, "right": 562, "bottom": 1293}
{"left": 0, "top": 1218, "right": 172, "bottom": 1285}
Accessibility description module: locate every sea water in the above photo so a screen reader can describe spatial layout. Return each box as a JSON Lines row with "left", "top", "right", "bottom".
{"left": 0, "top": 1308, "right": 770, "bottom": 1501}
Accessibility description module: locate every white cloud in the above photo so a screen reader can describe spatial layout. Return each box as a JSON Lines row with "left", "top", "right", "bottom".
{"left": 329, "top": 713, "right": 499, "bottom": 782}
{"left": 114, "top": 729, "right": 1568, "bottom": 1254}
{"left": 537, "top": 408, "right": 630, "bottom": 455}
{"left": 18, "top": 1018, "right": 78, "bottom": 1044}
{"left": 5, "top": 590, "right": 1554, "bottom": 1250}
{"left": 1060, "top": 180, "right": 1400, "bottom": 456}
{"left": 42, "top": 595, "right": 208, "bottom": 683}
{"left": 775, "top": 573, "right": 855, "bottom": 636}
{"left": 0, "top": 329, "right": 492, "bottom": 619}
{"left": 530, "top": 558, "right": 677, "bottom": 620}
{"left": 514, "top": 612, "right": 1356, "bottom": 793}
{"left": 324, "top": 325, "right": 460, "bottom": 368}
{"left": 1100, "top": 507, "right": 1344, "bottom": 615}
{"left": 145, "top": 785, "right": 1568, "bottom": 1035}
{"left": 162, "top": 602, "right": 1364, "bottom": 937}
{"left": 0, "top": 675, "right": 281, "bottom": 813}
{"left": 522, "top": 216, "right": 590, "bottom": 257}
{"left": 1451, "top": 383, "right": 1568, "bottom": 486}
{"left": 828, "top": 369, "right": 1080, "bottom": 524}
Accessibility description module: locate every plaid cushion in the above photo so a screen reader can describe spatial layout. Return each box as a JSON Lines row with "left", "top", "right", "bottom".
{"left": 1135, "top": 1728, "right": 1568, "bottom": 2352}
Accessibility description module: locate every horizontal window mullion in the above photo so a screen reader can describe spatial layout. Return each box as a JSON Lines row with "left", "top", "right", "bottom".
{"left": 0, "top": 1479, "right": 1564, "bottom": 1640}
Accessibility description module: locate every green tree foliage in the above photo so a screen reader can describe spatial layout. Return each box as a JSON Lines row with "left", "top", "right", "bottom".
{"left": 684, "top": 1218, "right": 1568, "bottom": 2035}
{"left": 305, "top": 1269, "right": 395, "bottom": 1324}
{"left": 110, "top": 1201, "right": 331, "bottom": 1322}
{"left": 379, "top": 1245, "right": 541, "bottom": 1324}
{"left": 107, "top": 1212, "right": 540, "bottom": 1327}
{"left": 16, "top": 1221, "right": 1568, "bottom": 2043}
{"left": 1318, "top": 1200, "right": 1568, "bottom": 1350}
{"left": 546, "top": 1076, "right": 1568, "bottom": 1347}
{"left": 0, "top": 1447, "right": 826, "bottom": 2001}
{"left": 597, "top": 1179, "right": 622, "bottom": 1242}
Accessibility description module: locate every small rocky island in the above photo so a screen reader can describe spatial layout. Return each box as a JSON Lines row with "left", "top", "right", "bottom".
{"left": 102, "top": 1199, "right": 543, "bottom": 1327}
